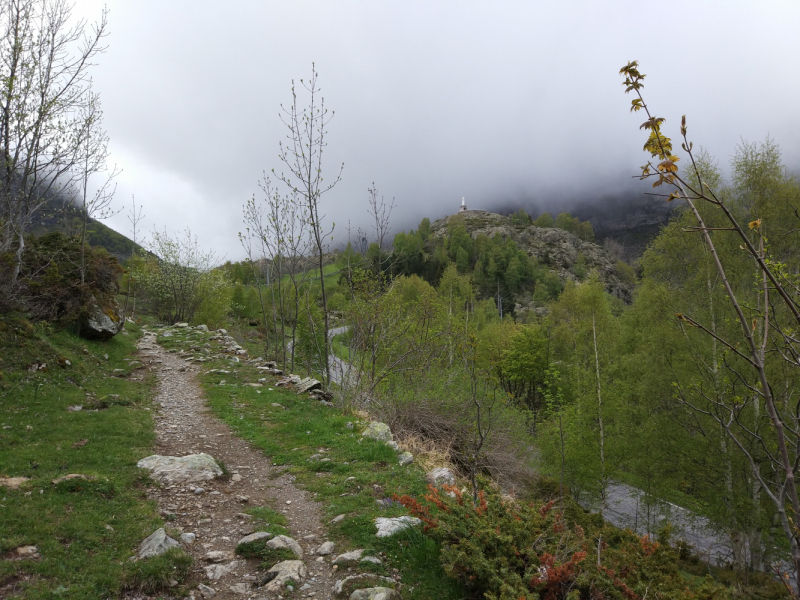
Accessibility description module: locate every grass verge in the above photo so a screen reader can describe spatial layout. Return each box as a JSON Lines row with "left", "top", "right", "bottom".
{"left": 0, "top": 317, "right": 186, "bottom": 599}
{"left": 157, "top": 324, "right": 465, "bottom": 599}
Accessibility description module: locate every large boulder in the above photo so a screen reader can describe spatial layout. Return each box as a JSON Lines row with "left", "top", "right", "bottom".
{"left": 78, "top": 295, "right": 123, "bottom": 340}
{"left": 137, "top": 453, "right": 223, "bottom": 484}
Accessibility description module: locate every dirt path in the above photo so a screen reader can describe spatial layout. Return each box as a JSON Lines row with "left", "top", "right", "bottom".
{"left": 137, "top": 329, "right": 336, "bottom": 599}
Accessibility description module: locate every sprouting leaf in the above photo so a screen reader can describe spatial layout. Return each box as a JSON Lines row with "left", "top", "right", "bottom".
{"left": 657, "top": 159, "right": 679, "bottom": 174}
{"left": 640, "top": 116, "right": 665, "bottom": 131}
{"left": 748, "top": 219, "right": 762, "bottom": 230}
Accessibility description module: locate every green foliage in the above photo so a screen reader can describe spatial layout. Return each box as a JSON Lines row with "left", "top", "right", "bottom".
{"left": 554, "top": 212, "right": 595, "bottom": 241}
{"left": 510, "top": 208, "right": 532, "bottom": 227}
{"left": 534, "top": 212, "right": 555, "bottom": 228}
{"left": 193, "top": 269, "right": 234, "bottom": 328}
{"left": 614, "top": 259, "right": 636, "bottom": 284}
{"left": 136, "top": 228, "right": 231, "bottom": 325}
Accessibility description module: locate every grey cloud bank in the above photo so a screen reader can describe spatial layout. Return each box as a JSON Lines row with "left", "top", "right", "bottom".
{"left": 73, "top": 0, "right": 800, "bottom": 259}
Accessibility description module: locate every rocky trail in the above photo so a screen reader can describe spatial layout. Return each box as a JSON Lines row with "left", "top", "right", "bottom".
{"left": 134, "top": 329, "right": 337, "bottom": 600}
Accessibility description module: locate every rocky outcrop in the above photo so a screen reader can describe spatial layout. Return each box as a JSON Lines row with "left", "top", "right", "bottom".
{"left": 77, "top": 295, "right": 124, "bottom": 340}
{"left": 430, "top": 210, "right": 634, "bottom": 303}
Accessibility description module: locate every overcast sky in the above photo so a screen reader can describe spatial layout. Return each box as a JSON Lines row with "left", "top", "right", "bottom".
{"left": 72, "top": 0, "right": 800, "bottom": 260}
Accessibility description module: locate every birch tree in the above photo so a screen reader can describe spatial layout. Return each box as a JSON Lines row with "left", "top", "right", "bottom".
{"left": 0, "top": 0, "right": 109, "bottom": 287}
{"left": 621, "top": 60, "right": 800, "bottom": 591}
{"left": 275, "top": 64, "right": 342, "bottom": 385}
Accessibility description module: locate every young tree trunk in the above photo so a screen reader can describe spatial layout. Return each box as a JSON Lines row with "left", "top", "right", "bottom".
{"left": 592, "top": 312, "right": 607, "bottom": 514}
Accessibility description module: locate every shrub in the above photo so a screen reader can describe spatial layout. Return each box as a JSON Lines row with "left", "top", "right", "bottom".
{"left": 1, "top": 232, "right": 122, "bottom": 322}
{"left": 396, "top": 485, "right": 726, "bottom": 600}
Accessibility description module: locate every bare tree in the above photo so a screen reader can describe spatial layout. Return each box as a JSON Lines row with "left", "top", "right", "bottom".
{"left": 0, "top": 0, "right": 109, "bottom": 286}
{"left": 366, "top": 181, "right": 396, "bottom": 275}
{"left": 242, "top": 175, "right": 313, "bottom": 371}
{"left": 122, "top": 195, "right": 144, "bottom": 322}
{"left": 275, "top": 64, "right": 342, "bottom": 385}
{"left": 74, "top": 83, "right": 119, "bottom": 284}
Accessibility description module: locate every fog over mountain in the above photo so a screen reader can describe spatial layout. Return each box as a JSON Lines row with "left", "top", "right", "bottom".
{"left": 73, "top": 1, "right": 800, "bottom": 260}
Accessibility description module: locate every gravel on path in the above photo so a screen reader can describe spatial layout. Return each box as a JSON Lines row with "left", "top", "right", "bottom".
{"left": 137, "top": 329, "right": 336, "bottom": 600}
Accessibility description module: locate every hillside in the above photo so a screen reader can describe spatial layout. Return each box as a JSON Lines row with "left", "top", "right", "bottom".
{"left": 26, "top": 195, "right": 143, "bottom": 261}
{"left": 429, "top": 209, "right": 635, "bottom": 305}
{"left": 570, "top": 194, "right": 675, "bottom": 261}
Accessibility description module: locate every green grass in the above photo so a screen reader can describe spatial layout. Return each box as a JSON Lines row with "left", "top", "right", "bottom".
{"left": 0, "top": 319, "right": 187, "bottom": 599}
{"left": 330, "top": 331, "right": 353, "bottom": 362}
{"left": 157, "top": 324, "right": 465, "bottom": 599}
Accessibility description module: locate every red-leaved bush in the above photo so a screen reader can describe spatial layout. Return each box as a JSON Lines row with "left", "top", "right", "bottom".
{"left": 395, "top": 485, "right": 725, "bottom": 600}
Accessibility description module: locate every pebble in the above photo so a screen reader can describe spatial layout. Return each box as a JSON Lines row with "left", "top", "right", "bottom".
{"left": 194, "top": 487, "right": 205, "bottom": 494}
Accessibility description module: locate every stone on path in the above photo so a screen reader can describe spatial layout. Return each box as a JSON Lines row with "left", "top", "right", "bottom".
{"left": 237, "top": 531, "right": 273, "bottom": 546}
{"left": 332, "top": 549, "right": 363, "bottom": 565}
{"left": 204, "top": 550, "right": 233, "bottom": 563}
{"left": 332, "top": 574, "right": 396, "bottom": 597}
{"left": 374, "top": 516, "right": 422, "bottom": 538}
{"left": 360, "top": 555, "right": 382, "bottom": 565}
{"left": 316, "top": 541, "right": 335, "bottom": 555}
{"left": 426, "top": 467, "right": 456, "bottom": 486}
{"left": 137, "top": 527, "right": 180, "bottom": 559}
{"left": 397, "top": 452, "right": 414, "bottom": 466}
{"left": 229, "top": 583, "right": 250, "bottom": 595}
{"left": 197, "top": 583, "right": 216, "bottom": 598}
{"left": 262, "top": 560, "right": 307, "bottom": 594}
{"left": 350, "top": 588, "right": 401, "bottom": 600}
{"left": 204, "top": 560, "right": 243, "bottom": 581}
{"left": 330, "top": 513, "right": 347, "bottom": 524}
{"left": 137, "top": 453, "right": 223, "bottom": 484}
{"left": 179, "top": 532, "right": 196, "bottom": 544}
{"left": 361, "top": 422, "right": 393, "bottom": 442}
{"left": 265, "top": 534, "right": 303, "bottom": 558}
